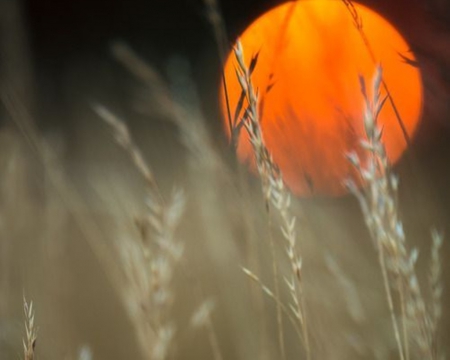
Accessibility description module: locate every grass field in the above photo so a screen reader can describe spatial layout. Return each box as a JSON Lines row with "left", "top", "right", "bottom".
{"left": 0, "top": 1, "right": 448, "bottom": 359}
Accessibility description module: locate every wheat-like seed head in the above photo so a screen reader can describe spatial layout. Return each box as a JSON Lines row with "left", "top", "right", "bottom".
{"left": 347, "top": 66, "right": 444, "bottom": 360}
{"left": 23, "top": 297, "right": 37, "bottom": 360}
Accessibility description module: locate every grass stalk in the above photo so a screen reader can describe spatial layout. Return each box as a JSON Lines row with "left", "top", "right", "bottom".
{"left": 232, "top": 40, "right": 311, "bottom": 360}
{"left": 377, "top": 238, "right": 406, "bottom": 360}
{"left": 268, "top": 212, "right": 286, "bottom": 360}
{"left": 347, "top": 66, "right": 443, "bottom": 360}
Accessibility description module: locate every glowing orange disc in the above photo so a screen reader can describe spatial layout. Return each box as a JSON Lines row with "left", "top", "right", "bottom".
{"left": 220, "top": 0, "right": 423, "bottom": 197}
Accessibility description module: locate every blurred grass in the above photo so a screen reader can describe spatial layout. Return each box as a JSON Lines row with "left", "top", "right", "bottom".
{"left": 0, "top": 1, "right": 449, "bottom": 360}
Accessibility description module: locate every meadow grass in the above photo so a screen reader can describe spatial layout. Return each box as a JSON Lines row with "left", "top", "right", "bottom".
{"left": 0, "top": 1, "right": 447, "bottom": 360}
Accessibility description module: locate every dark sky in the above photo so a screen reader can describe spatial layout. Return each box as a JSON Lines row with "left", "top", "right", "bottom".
{"left": 24, "top": 0, "right": 450, "bottom": 56}
{"left": 25, "top": 0, "right": 268, "bottom": 61}
{"left": 27, "top": 0, "right": 438, "bottom": 73}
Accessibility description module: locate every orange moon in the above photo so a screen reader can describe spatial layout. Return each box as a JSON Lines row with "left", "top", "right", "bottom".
{"left": 220, "top": 0, "right": 423, "bottom": 197}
